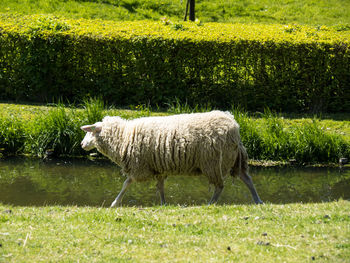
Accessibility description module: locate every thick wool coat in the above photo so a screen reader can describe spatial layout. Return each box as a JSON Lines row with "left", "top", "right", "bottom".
{"left": 93, "top": 111, "right": 247, "bottom": 187}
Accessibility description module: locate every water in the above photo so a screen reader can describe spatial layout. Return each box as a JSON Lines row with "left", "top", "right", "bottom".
{"left": 0, "top": 157, "right": 349, "bottom": 207}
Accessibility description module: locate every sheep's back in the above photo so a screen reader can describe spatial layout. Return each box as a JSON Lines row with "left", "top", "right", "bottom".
{"left": 122, "top": 111, "right": 240, "bottom": 174}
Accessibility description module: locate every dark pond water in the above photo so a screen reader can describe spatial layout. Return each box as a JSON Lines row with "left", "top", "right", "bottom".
{"left": 0, "top": 157, "right": 349, "bottom": 207}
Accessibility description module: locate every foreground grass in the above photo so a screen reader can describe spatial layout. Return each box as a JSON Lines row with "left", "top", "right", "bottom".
{"left": 0, "top": 201, "right": 349, "bottom": 262}
{"left": 0, "top": 0, "right": 349, "bottom": 27}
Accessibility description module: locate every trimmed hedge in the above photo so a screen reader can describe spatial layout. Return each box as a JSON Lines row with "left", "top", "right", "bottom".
{"left": 0, "top": 14, "right": 349, "bottom": 112}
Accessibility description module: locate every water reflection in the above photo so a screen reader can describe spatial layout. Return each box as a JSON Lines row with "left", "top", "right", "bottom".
{"left": 0, "top": 158, "right": 349, "bottom": 206}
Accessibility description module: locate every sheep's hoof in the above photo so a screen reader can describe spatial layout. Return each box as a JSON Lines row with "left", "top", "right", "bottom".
{"left": 110, "top": 200, "right": 119, "bottom": 208}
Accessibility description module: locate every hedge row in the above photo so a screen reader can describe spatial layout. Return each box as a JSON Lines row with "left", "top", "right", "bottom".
{"left": 0, "top": 14, "right": 349, "bottom": 112}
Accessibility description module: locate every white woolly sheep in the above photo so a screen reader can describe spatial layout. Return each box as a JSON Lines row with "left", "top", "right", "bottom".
{"left": 81, "top": 111, "right": 263, "bottom": 206}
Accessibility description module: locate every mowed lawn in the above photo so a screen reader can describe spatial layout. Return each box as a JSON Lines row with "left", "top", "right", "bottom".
{"left": 1, "top": 201, "right": 350, "bottom": 262}
{"left": 0, "top": 0, "right": 349, "bottom": 27}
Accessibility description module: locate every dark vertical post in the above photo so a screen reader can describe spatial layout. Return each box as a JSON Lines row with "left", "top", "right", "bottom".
{"left": 189, "top": 0, "right": 195, "bottom": 21}
{"left": 184, "top": 0, "right": 189, "bottom": 21}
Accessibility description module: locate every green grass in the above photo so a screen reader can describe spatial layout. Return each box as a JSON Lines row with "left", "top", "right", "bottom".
{"left": 235, "top": 110, "right": 350, "bottom": 163}
{"left": 0, "top": 101, "right": 349, "bottom": 164}
{"left": 0, "top": 0, "right": 349, "bottom": 27}
{"left": 0, "top": 201, "right": 349, "bottom": 262}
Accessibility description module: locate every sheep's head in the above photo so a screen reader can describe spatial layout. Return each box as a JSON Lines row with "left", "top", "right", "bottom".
{"left": 80, "top": 122, "right": 103, "bottom": 151}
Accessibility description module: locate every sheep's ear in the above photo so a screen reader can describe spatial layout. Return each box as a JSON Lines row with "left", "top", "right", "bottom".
{"left": 81, "top": 125, "right": 95, "bottom": 132}
{"left": 81, "top": 124, "right": 102, "bottom": 133}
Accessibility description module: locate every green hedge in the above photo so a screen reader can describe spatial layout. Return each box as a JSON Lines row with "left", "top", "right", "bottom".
{"left": 0, "top": 14, "right": 349, "bottom": 112}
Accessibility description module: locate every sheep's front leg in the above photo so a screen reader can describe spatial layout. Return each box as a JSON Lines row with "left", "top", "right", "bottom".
{"left": 111, "top": 177, "right": 133, "bottom": 207}
{"left": 156, "top": 177, "right": 166, "bottom": 205}
{"left": 204, "top": 159, "right": 224, "bottom": 205}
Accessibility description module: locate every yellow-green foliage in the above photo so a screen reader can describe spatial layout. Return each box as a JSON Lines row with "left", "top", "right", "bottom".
{"left": 1, "top": 0, "right": 350, "bottom": 27}
{"left": 0, "top": 14, "right": 349, "bottom": 112}
{"left": 2, "top": 14, "right": 349, "bottom": 43}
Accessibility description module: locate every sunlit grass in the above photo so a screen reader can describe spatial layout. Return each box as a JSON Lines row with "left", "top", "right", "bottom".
{"left": 0, "top": 0, "right": 349, "bottom": 27}
{"left": 0, "top": 201, "right": 349, "bottom": 262}
{"left": 0, "top": 101, "right": 349, "bottom": 163}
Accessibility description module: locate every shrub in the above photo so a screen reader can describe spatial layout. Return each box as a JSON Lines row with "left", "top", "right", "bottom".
{"left": 25, "top": 105, "right": 84, "bottom": 157}
{"left": 81, "top": 97, "right": 105, "bottom": 125}
{"left": 291, "top": 120, "right": 349, "bottom": 163}
{"left": 259, "top": 110, "right": 294, "bottom": 160}
{"left": 0, "top": 116, "right": 25, "bottom": 155}
{"left": 0, "top": 14, "right": 349, "bottom": 112}
{"left": 232, "top": 107, "right": 349, "bottom": 163}
{"left": 231, "top": 107, "right": 265, "bottom": 159}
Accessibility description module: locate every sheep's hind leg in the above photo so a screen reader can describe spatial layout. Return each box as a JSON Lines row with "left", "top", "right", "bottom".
{"left": 111, "top": 177, "right": 133, "bottom": 207}
{"left": 240, "top": 172, "right": 263, "bottom": 204}
{"left": 208, "top": 184, "right": 224, "bottom": 205}
{"left": 156, "top": 177, "right": 166, "bottom": 205}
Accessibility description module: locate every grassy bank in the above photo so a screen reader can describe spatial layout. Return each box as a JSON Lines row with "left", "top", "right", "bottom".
{"left": 0, "top": 201, "right": 349, "bottom": 262}
{"left": 0, "top": 101, "right": 349, "bottom": 164}
{"left": 1, "top": 0, "right": 349, "bottom": 27}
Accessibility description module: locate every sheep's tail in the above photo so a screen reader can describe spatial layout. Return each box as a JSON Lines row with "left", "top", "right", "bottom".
{"left": 230, "top": 142, "right": 249, "bottom": 182}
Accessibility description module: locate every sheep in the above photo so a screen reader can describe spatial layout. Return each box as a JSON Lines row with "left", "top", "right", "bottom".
{"left": 80, "top": 111, "right": 263, "bottom": 207}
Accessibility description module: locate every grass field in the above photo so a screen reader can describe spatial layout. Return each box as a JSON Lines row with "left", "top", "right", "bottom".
{"left": 0, "top": 0, "right": 349, "bottom": 27}
{"left": 1, "top": 201, "right": 349, "bottom": 262}
{"left": 1, "top": 2, "right": 349, "bottom": 262}
{"left": 1, "top": 102, "right": 349, "bottom": 140}
{"left": 0, "top": 102, "right": 349, "bottom": 164}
